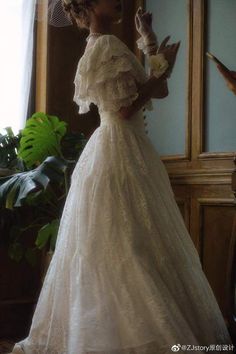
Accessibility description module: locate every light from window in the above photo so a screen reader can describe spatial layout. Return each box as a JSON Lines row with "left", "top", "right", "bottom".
{"left": 0, "top": 0, "right": 36, "bottom": 135}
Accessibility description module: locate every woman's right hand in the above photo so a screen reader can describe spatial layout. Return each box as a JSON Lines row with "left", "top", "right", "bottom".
{"left": 135, "top": 7, "right": 157, "bottom": 44}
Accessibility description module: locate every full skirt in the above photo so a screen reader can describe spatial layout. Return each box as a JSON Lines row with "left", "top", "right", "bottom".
{"left": 10, "top": 111, "right": 233, "bottom": 354}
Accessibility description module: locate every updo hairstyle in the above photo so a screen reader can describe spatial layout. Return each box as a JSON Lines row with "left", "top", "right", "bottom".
{"left": 62, "top": 0, "right": 97, "bottom": 29}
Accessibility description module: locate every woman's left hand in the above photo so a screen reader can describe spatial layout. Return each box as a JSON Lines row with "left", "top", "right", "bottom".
{"left": 157, "top": 36, "right": 181, "bottom": 79}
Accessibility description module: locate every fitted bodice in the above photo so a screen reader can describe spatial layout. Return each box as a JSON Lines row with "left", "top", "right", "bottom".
{"left": 100, "top": 109, "right": 147, "bottom": 136}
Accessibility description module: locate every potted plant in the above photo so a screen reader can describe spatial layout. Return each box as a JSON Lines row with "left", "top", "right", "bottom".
{"left": 0, "top": 112, "right": 87, "bottom": 278}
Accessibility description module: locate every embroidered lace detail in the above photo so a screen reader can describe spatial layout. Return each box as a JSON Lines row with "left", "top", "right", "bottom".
{"left": 10, "top": 116, "right": 233, "bottom": 354}
{"left": 10, "top": 34, "right": 233, "bottom": 354}
{"left": 73, "top": 34, "right": 153, "bottom": 115}
{"left": 8, "top": 340, "right": 205, "bottom": 354}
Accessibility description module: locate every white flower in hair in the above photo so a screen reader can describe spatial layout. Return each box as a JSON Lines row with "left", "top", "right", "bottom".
{"left": 148, "top": 53, "right": 169, "bottom": 79}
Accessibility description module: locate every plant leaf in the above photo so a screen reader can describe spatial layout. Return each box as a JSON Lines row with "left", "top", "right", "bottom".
{"left": 0, "top": 156, "right": 68, "bottom": 209}
{"left": 36, "top": 218, "right": 59, "bottom": 251}
{"left": 18, "top": 112, "right": 67, "bottom": 168}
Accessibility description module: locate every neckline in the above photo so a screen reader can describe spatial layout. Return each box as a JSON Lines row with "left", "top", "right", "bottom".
{"left": 78, "top": 34, "right": 123, "bottom": 67}
{"left": 86, "top": 32, "right": 108, "bottom": 42}
{"left": 84, "top": 34, "right": 107, "bottom": 53}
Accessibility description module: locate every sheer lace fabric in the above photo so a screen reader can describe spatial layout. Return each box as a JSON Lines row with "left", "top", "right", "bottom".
{"left": 73, "top": 35, "right": 153, "bottom": 114}
{"left": 10, "top": 34, "right": 233, "bottom": 354}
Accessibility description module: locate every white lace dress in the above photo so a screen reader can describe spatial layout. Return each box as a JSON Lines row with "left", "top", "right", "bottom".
{"left": 10, "top": 34, "right": 233, "bottom": 354}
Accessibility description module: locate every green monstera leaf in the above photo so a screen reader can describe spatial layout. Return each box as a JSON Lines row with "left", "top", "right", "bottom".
{"left": 35, "top": 219, "right": 60, "bottom": 252}
{"left": 18, "top": 112, "right": 67, "bottom": 168}
{"left": 0, "top": 127, "right": 21, "bottom": 169}
{"left": 0, "top": 156, "right": 68, "bottom": 209}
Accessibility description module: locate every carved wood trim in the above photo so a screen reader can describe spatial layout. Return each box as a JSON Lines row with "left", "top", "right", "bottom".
{"left": 35, "top": 0, "right": 48, "bottom": 113}
{"left": 140, "top": 0, "right": 235, "bottom": 169}
{"left": 191, "top": 0, "right": 204, "bottom": 161}
{"left": 168, "top": 168, "right": 234, "bottom": 186}
{"left": 226, "top": 160, "right": 236, "bottom": 341}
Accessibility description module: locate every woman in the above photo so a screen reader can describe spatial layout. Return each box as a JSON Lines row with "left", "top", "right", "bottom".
{"left": 10, "top": 0, "right": 233, "bottom": 353}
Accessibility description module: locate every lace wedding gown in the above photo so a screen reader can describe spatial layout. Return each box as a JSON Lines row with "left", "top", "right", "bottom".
{"left": 10, "top": 34, "right": 233, "bottom": 354}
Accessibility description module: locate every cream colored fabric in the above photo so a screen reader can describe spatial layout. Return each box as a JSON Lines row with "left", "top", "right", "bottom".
{"left": 73, "top": 34, "right": 153, "bottom": 114}
{"left": 10, "top": 34, "right": 233, "bottom": 354}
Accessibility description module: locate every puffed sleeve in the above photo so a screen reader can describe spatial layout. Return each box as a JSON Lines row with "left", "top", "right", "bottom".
{"left": 73, "top": 34, "right": 153, "bottom": 115}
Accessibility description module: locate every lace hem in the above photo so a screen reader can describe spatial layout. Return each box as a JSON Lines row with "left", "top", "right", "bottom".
{"left": 9, "top": 340, "right": 201, "bottom": 354}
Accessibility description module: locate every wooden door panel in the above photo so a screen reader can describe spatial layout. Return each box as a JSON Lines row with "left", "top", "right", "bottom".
{"left": 200, "top": 202, "right": 235, "bottom": 316}
{"left": 143, "top": 0, "right": 235, "bottom": 333}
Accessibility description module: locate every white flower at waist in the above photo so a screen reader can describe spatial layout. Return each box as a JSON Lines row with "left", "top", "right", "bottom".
{"left": 148, "top": 53, "right": 169, "bottom": 79}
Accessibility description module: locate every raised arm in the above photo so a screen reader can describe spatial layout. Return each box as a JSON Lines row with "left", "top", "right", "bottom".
{"left": 134, "top": 6, "right": 168, "bottom": 99}
{"left": 118, "top": 8, "right": 180, "bottom": 120}
{"left": 118, "top": 34, "right": 181, "bottom": 121}
{"left": 118, "top": 75, "right": 166, "bottom": 121}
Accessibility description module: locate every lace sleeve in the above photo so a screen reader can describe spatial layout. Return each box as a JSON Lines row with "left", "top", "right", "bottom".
{"left": 73, "top": 35, "right": 153, "bottom": 115}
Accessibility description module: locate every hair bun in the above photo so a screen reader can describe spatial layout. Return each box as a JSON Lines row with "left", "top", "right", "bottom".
{"left": 62, "top": 0, "right": 73, "bottom": 12}
{"left": 62, "top": 0, "right": 94, "bottom": 29}
{"left": 63, "top": 0, "right": 84, "bottom": 12}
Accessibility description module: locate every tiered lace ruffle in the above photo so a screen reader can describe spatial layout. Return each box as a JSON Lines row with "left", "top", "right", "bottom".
{"left": 73, "top": 34, "right": 153, "bottom": 114}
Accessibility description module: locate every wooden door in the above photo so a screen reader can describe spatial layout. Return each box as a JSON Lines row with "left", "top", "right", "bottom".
{"left": 143, "top": 0, "right": 236, "bottom": 328}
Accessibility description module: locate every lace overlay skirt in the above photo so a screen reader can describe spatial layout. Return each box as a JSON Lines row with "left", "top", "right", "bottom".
{"left": 10, "top": 110, "right": 232, "bottom": 354}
